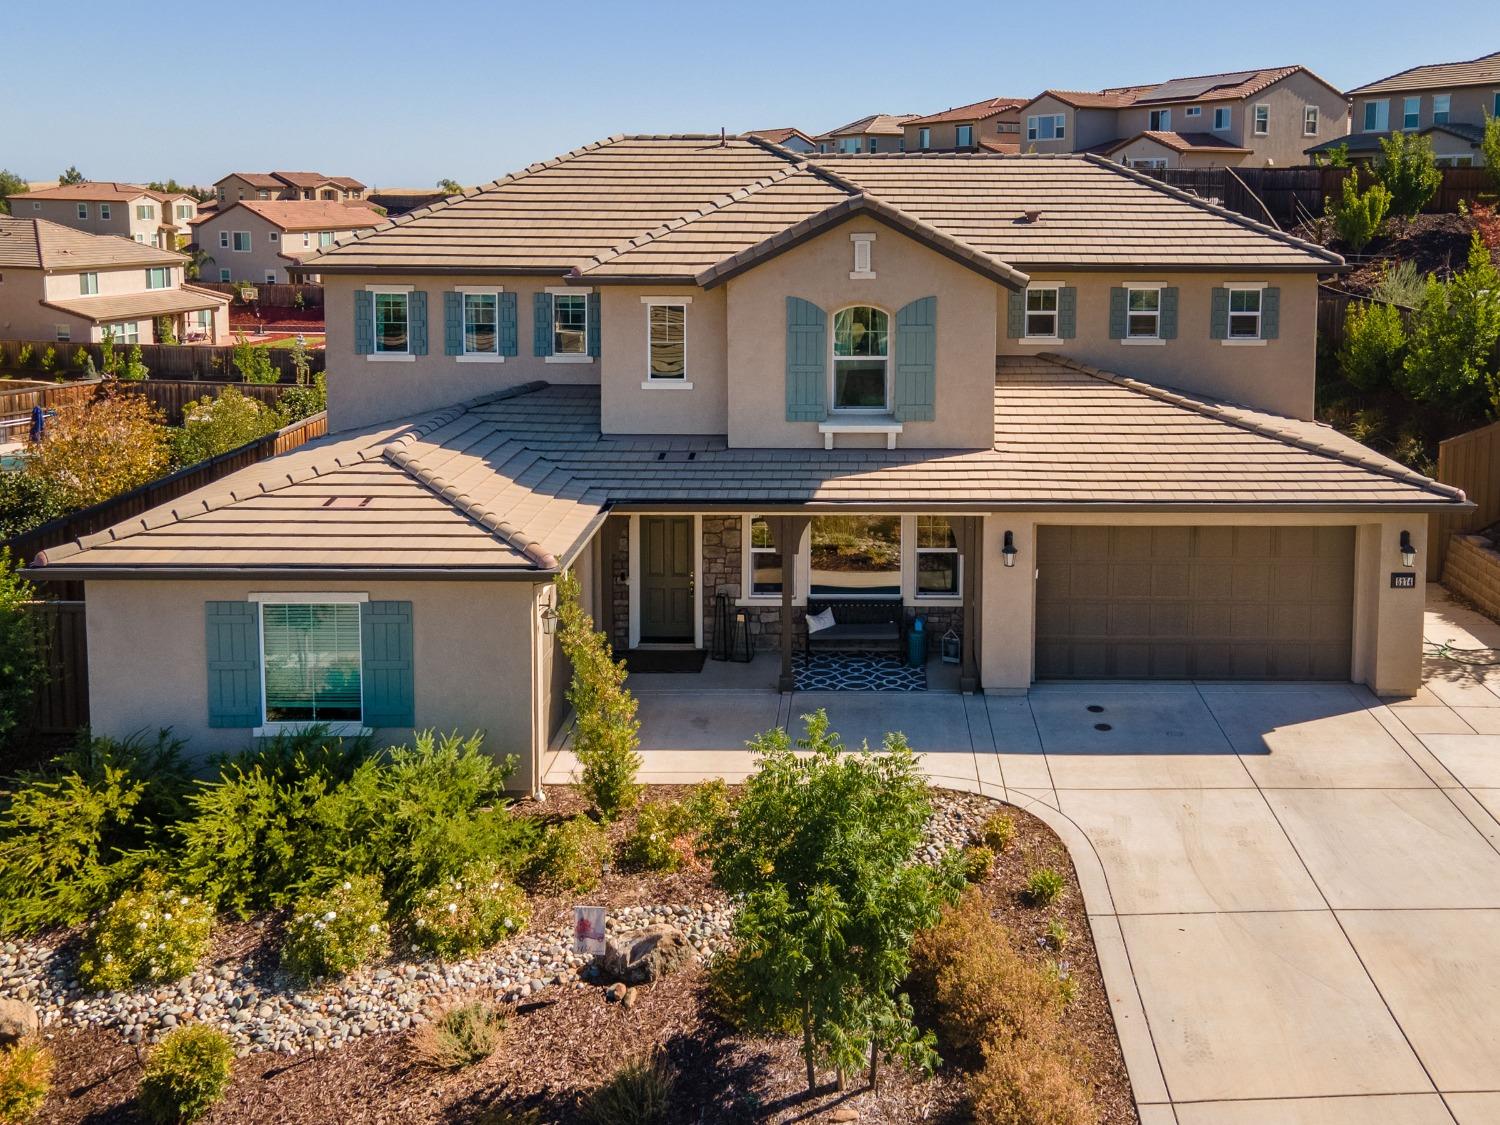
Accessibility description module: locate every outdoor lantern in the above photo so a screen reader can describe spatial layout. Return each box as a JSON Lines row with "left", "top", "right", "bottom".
{"left": 1399, "top": 530, "right": 1417, "bottom": 569}
{"left": 539, "top": 600, "right": 561, "bottom": 634}
{"left": 1002, "top": 530, "right": 1018, "bottom": 568}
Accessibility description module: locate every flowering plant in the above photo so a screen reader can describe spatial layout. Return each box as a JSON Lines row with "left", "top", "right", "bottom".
{"left": 78, "top": 871, "right": 213, "bottom": 992}
{"left": 281, "top": 874, "right": 389, "bottom": 981}
{"left": 407, "top": 859, "right": 527, "bottom": 960}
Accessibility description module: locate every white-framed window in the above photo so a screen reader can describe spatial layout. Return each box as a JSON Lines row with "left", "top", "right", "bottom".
{"left": 232, "top": 231, "right": 251, "bottom": 252}
{"left": 1252, "top": 104, "right": 1269, "bottom": 135}
{"left": 256, "top": 190, "right": 269, "bottom": 199}
{"left": 268, "top": 231, "right": 279, "bottom": 243}
{"left": 1026, "top": 114, "right": 1066, "bottom": 141}
{"left": 55, "top": 325, "right": 70, "bottom": 342}
{"left": 869, "top": 138, "right": 880, "bottom": 153}
{"left": 644, "top": 299, "right": 687, "bottom": 382}
{"left": 258, "top": 601, "right": 364, "bottom": 731}
{"left": 1185, "top": 105, "right": 1202, "bottom": 118}
{"left": 463, "top": 291, "right": 500, "bottom": 355}
{"left": 373, "top": 291, "right": 409, "bottom": 354}
{"left": 99, "top": 203, "right": 111, "bottom": 220}
{"left": 136, "top": 204, "right": 155, "bottom": 220}
{"left": 132, "top": 234, "right": 145, "bottom": 243}
{"left": 319, "top": 231, "right": 335, "bottom": 248}
{"left": 1126, "top": 286, "right": 1161, "bottom": 338}
{"left": 831, "top": 305, "right": 889, "bottom": 412}
{"left": 1435, "top": 155, "right": 1474, "bottom": 168}
{"left": 1402, "top": 96, "right": 1421, "bottom": 130}
{"left": 264, "top": 271, "right": 277, "bottom": 283}
{"left": 745, "top": 516, "right": 784, "bottom": 598}
{"left": 1433, "top": 94, "right": 1451, "bottom": 124}
{"left": 303, "top": 233, "right": 311, "bottom": 248}
{"left": 1148, "top": 108, "right": 1171, "bottom": 131}
{"left": 1126, "top": 157, "right": 1168, "bottom": 171}
{"left": 1024, "top": 286, "right": 1060, "bottom": 338}
{"left": 79, "top": 272, "right": 98, "bottom": 296}
{"left": 1228, "top": 287, "right": 1262, "bottom": 339}
{"left": 105, "top": 321, "right": 139, "bottom": 344}
{"left": 219, "top": 268, "right": 231, "bottom": 282}
{"left": 1213, "top": 106, "right": 1231, "bottom": 131}
{"left": 810, "top": 515, "right": 902, "bottom": 598}
{"left": 918, "top": 126, "right": 931, "bottom": 149}
{"left": 146, "top": 267, "right": 170, "bottom": 290}
{"left": 1303, "top": 105, "right": 1319, "bottom": 135}
{"left": 218, "top": 231, "right": 229, "bottom": 248}
{"left": 849, "top": 232, "right": 875, "bottom": 279}
{"left": 1363, "top": 99, "right": 1390, "bottom": 132}
{"left": 175, "top": 204, "right": 192, "bottom": 221}
{"left": 551, "top": 292, "right": 588, "bottom": 355}
{"left": 838, "top": 137, "right": 861, "bottom": 153}
{"left": 915, "top": 516, "right": 960, "bottom": 598}
{"left": 955, "top": 124, "right": 974, "bottom": 147}
{"left": 76, "top": 203, "right": 89, "bottom": 220}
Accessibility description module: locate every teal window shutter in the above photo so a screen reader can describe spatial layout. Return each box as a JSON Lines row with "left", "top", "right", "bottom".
{"left": 205, "top": 601, "right": 261, "bottom": 728}
{"left": 893, "top": 296, "right": 937, "bottom": 422}
{"left": 499, "top": 292, "right": 518, "bottom": 356}
{"left": 409, "top": 291, "right": 428, "bottom": 355}
{"left": 361, "top": 601, "right": 414, "bottom": 728}
{"left": 1006, "top": 290, "right": 1024, "bottom": 338}
{"left": 1108, "top": 288, "right": 1127, "bottom": 340}
{"left": 785, "top": 296, "right": 828, "bottom": 421}
{"left": 1210, "top": 288, "right": 1229, "bottom": 339}
{"left": 1261, "top": 287, "right": 1280, "bottom": 339}
{"left": 1160, "top": 287, "right": 1179, "bottom": 339}
{"left": 533, "top": 292, "right": 553, "bottom": 356}
{"left": 1058, "top": 286, "right": 1077, "bottom": 339}
{"left": 443, "top": 291, "right": 462, "bottom": 355}
{"left": 587, "top": 292, "right": 601, "bottom": 357}
{"left": 353, "top": 290, "right": 373, "bottom": 355}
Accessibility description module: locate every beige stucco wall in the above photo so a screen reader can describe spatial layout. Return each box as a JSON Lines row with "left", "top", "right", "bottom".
{"left": 979, "top": 510, "right": 1427, "bottom": 696}
{"left": 599, "top": 284, "right": 728, "bottom": 434}
{"left": 194, "top": 209, "right": 289, "bottom": 283}
{"left": 903, "top": 113, "right": 1021, "bottom": 152}
{"left": 1021, "top": 97, "right": 1120, "bottom": 153}
{"left": 724, "top": 215, "right": 1000, "bottom": 449}
{"left": 41, "top": 263, "right": 181, "bottom": 301}
{"left": 996, "top": 271, "right": 1319, "bottom": 418}
{"left": 1110, "top": 136, "right": 1250, "bottom": 170}
{"left": 84, "top": 577, "right": 552, "bottom": 791}
{"left": 1354, "top": 86, "right": 1496, "bottom": 138}
{"left": 0, "top": 266, "right": 222, "bottom": 344}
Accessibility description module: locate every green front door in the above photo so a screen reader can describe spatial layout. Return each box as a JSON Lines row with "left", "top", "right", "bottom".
{"left": 639, "top": 517, "right": 695, "bottom": 643}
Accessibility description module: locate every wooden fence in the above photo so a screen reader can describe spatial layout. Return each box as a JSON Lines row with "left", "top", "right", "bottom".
{"left": 1431, "top": 418, "right": 1500, "bottom": 582}
{"left": 21, "top": 601, "right": 88, "bottom": 737}
{"left": 190, "top": 281, "right": 325, "bottom": 309}
{"left": 1316, "top": 285, "right": 1415, "bottom": 354}
{"left": 1, "top": 377, "right": 298, "bottom": 426}
{"left": 0, "top": 337, "right": 325, "bottom": 381}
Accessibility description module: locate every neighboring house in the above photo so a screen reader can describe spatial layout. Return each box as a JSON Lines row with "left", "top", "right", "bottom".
{"left": 1019, "top": 66, "right": 1347, "bottom": 168}
{"left": 744, "top": 128, "right": 817, "bottom": 153}
{"left": 815, "top": 113, "right": 920, "bottom": 154}
{"left": 367, "top": 188, "right": 452, "bottom": 216}
{"left": 902, "top": 98, "right": 1029, "bottom": 153}
{"left": 190, "top": 200, "right": 384, "bottom": 283}
{"left": 213, "top": 172, "right": 367, "bottom": 206}
{"left": 32, "top": 136, "right": 1462, "bottom": 796}
{"left": 0, "top": 216, "right": 229, "bottom": 344}
{"left": 1307, "top": 49, "right": 1500, "bottom": 166}
{"left": 5, "top": 182, "right": 200, "bottom": 248}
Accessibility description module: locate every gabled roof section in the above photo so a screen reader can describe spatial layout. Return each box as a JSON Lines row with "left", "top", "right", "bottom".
{"left": 1027, "top": 65, "right": 1334, "bottom": 112}
{"left": 1103, "top": 130, "right": 1253, "bottom": 155}
{"left": 43, "top": 285, "right": 227, "bottom": 323}
{"left": 744, "top": 127, "right": 816, "bottom": 147}
{"left": 908, "top": 98, "right": 1030, "bottom": 125}
{"left": 0, "top": 217, "right": 184, "bottom": 270}
{"left": 1349, "top": 50, "right": 1500, "bottom": 95}
{"left": 193, "top": 199, "right": 384, "bottom": 232}
{"left": 819, "top": 113, "right": 921, "bottom": 139}
{"left": 10, "top": 181, "right": 159, "bottom": 203}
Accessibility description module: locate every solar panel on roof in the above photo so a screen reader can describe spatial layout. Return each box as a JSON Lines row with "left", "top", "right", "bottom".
{"left": 1135, "top": 71, "right": 1261, "bottom": 104}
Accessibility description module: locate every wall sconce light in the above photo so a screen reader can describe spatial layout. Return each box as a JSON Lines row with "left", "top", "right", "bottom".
{"left": 1399, "top": 530, "right": 1416, "bottom": 569}
{"left": 1002, "top": 530, "right": 1018, "bottom": 568}
{"left": 539, "top": 602, "right": 561, "bottom": 635}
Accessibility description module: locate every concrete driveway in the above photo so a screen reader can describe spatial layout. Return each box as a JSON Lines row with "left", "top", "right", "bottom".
{"left": 543, "top": 589, "right": 1500, "bottom": 1123}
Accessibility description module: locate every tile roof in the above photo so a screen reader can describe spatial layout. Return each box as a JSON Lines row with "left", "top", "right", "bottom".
{"left": 819, "top": 114, "right": 922, "bottom": 139}
{"left": 43, "top": 284, "right": 228, "bottom": 323}
{"left": 1306, "top": 121, "right": 1487, "bottom": 156}
{"left": 301, "top": 136, "right": 1341, "bottom": 278}
{"left": 0, "top": 217, "right": 184, "bottom": 270}
{"left": 221, "top": 172, "right": 284, "bottom": 188}
{"left": 908, "top": 98, "right": 1030, "bottom": 125}
{"left": 1349, "top": 50, "right": 1500, "bottom": 96}
{"left": 744, "top": 128, "right": 816, "bottom": 147}
{"left": 8, "top": 181, "right": 171, "bottom": 204}
{"left": 216, "top": 171, "right": 368, "bottom": 192}
{"left": 33, "top": 360, "right": 1466, "bottom": 578}
{"left": 1103, "top": 130, "right": 1253, "bottom": 155}
{"left": 1032, "top": 66, "right": 1326, "bottom": 111}
{"left": 193, "top": 199, "right": 385, "bottom": 232}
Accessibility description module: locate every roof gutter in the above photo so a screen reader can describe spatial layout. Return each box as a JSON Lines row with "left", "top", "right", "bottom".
{"left": 608, "top": 499, "right": 1474, "bottom": 515}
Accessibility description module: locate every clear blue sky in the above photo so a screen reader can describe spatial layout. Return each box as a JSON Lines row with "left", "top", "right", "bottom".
{"left": 4, "top": 0, "right": 1496, "bottom": 188}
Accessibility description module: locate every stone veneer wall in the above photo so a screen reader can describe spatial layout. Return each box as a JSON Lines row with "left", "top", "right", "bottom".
{"left": 604, "top": 515, "right": 630, "bottom": 653}
{"left": 1443, "top": 533, "right": 1500, "bottom": 624}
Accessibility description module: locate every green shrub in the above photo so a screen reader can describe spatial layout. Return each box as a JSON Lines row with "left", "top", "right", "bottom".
{"left": 230, "top": 333, "right": 276, "bottom": 383}
{"left": 527, "top": 817, "right": 608, "bottom": 892}
{"left": 1325, "top": 174, "right": 1391, "bottom": 253}
{"left": 619, "top": 800, "right": 692, "bottom": 872}
{"left": 274, "top": 372, "right": 326, "bottom": 424}
{"left": 407, "top": 859, "right": 527, "bottom": 960}
{"left": 1370, "top": 259, "right": 1425, "bottom": 308}
{"left": 79, "top": 871, "right": 213, "bottom": 991}
{"left": 172, "top": 386, "right": 280, "bottom": 466}
{"left": 16, "top": 345, "right": 32, "bottom": 370}
{"left": 960, "top": 845, "right": 995, "bottom": 883}
{"left": 38, "top": 348, "right": 55, "bottom": 375}
{"left": 415, "top": 1002, "right": 505, "bottom": 1070}
{"left": 1397, "top": 233, "right": 1500, "bottom": 420}
{"left": 121, "top": 344, "right": 149, "bottom": 382}
{"left": 137, "top": 1025, "right": 234, "bottom": 1124}
{"left": 71, "top": 347, "right": 90, "bottom": 375}
{"left": 980, "top": 810, "right": 1017, "bottom": 853}
{"left": 682, "top": 778, "right": 734, "bottom": 836}
{"left": 581, "top": 1053, "right": 674, "bottom": 1125}
{"left": 1024, "top": 868, "right": 1065, "bottom": 907}
{"left": 1376, "top": 131, "right": 1442, "bottom": 218}
{"left": 0, "top": 1039, "right": 51, "bottom": 1124}
{"left": 0, "top": 476, "right": 64, "bottom": 542}
{"left": 281, "top": 875, "right": 389, "bottom": 980}
{"left": 1339, "top": 300, "right": 1408, "bottom": 391}
{"left": 1484, "top": 115, "right": 1500, "bottom": 192}
{"left": 0, "top": 550, "right": 43, "bottom": 751}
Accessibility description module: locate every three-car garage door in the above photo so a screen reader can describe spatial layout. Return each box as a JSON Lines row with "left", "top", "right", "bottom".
{"left": 1035, "top": 525, "right": 1355, "bottom": 680}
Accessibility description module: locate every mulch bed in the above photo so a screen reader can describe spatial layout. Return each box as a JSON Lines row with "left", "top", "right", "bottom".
{"left": 27, "top": 788, "right": 1137, "bottom": 1124}
{"left": 1296, "top": 211, "right": 1485, "bottom": 297}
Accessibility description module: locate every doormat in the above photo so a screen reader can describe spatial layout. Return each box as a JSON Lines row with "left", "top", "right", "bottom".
{"left": 794, "top": 651, "right": 927, "bottom": 692}
{"left": 622, "top": 648, "right": 709, "bottom": 674}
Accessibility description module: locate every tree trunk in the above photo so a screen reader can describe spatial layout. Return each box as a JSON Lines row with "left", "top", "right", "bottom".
{"left": 869, "top": 1041, "right": 879, "bottom": 1091}
{"left": 802, "top": 1003, "right": 816, "bottom": 1091}
{"left": 836, "top": 1065, "right": 846, "bottom": 1092}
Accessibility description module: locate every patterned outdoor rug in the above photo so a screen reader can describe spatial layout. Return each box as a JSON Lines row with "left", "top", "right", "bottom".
{"left": 793, "top": 650, "right": 927, "bottom": 692}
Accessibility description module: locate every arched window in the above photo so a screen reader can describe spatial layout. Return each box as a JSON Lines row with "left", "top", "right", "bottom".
{"left": 832, "top": 305, "right": 889, "bottom": 411}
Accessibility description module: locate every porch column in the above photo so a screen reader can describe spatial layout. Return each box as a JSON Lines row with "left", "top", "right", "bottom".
{"left": 772, "top": 515, "right": 810, "bottom": 694}
{"left": 960, "top": 516, "right": 981, "bottom": 693}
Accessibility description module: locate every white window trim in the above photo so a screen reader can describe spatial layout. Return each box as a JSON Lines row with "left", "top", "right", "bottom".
{"left": 1303, "top": 105, "right": 1320, "bottom": 136}
{"left": 1222, "top": 282, "right": 1267, "bottom": 346}
{"left": 268, "top": 231, "right": 279, "bottom": 242}
{"left": 1364, "top": 99, "right": 1390, "bottom": 132}
{"left": 365, "top": 283, "right": 414, "bottom": 294}
{"left": 1252, "top": 103, "right": 1270, "bottom": 136}
{"left": 368, "top": 287, "right": 413, "bottom": 360}
{"left": 910, "top": 516, "right": 962, "bottom": 605}
{"left": 817, "top": 417, "right": 904, "bottom": 450}
{"left": 954, "top": 124, "right": 974, "bottom": 147}
{"left": 251, "top": 594, "right": 370, "bottom": 738}
{"left": 55, "top": 325, "right": 71, "bottom": 342}
{"left": 249, "top": 592, "right": 370, "bottom": 604}
{"left": 1185, "top": 105, "right": 1202, "bottom": 117}
{"left": 100, "top": 204, "right": 110, "bottom": 219}
{"left": 1401, "top": 95, "right": 1421, "bottom": 131}
{"left": 849, "top": 232, "right": 876, "bottom": 280}
{"left": 546, "top": 286, "right": 593, "bottom": 363}
{"left": 232, "top": 231, "right": 251, "bottom": 252}
{"left": 1213, "top": 107, "right": 1231, "bottom": 131}
{"left": 1149, "top": 109, "right": 1171, "bottom": 131}
{"left": 1123, "top": 283, "right": 1164, "bottom": 343}
{"left": 740, "top": 514, "right": 794, "bottom": 605}
{"left": 219, "top": 232, "right": 229, "bottom": 248}
{"left": 1022, "top": 284, "right": 1062, "bottom": 342}
{"left": 456, "top": 286, "right": 505, "bottom": 362}
{"left": 219, "top": 269, "right": 231, "bottom": 283}
{"left": 829, "top": 305, "right": 893, "bottom": 415}
{"left": 1432, "top": 93, "right": 1451, "bottom": 124}
{"left": 641, "top": 294, "right": 691, "bottom": 386}
{"left": 77, "top": 203, "right": 89, "bottom": 219}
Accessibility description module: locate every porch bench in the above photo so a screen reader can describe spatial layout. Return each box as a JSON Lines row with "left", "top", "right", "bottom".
{"left": 803, "top": 599, "right": 907, "bottom": 658}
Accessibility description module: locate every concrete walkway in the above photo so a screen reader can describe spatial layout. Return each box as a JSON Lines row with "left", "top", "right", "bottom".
{"left": 542, "top": 589, "right": 1500, "bottom": 1123}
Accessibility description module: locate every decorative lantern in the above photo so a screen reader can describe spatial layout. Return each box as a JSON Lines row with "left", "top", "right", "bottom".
{"left": 1002, "top": 530, "right": 1018, "bottom": 568}
{"left": 941, "top": 628, "right": 961, "bottom": 665}
{"left": 1399, "top": 530, "right": 1416, "bottom": 569}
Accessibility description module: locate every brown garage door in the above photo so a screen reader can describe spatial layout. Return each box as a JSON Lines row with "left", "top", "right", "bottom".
{"left": 1035, "top": 525, "right": 1355, "bottom": 680}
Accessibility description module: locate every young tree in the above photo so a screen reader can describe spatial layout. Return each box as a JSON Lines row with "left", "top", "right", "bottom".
{"left": 57, "top": 166, "right": 85, "bottom": 186}
{"left": 1312, "top": 143, "right": 1350, "bottom": 169}
{"left": 1325, "top": 174, "right": 1391, "bottom": 253}
{"left": 1484, "top": 115, "right": 1500, "bottom": 193}
{"left": 173, "top": 386, "right": 281, "bottom": 465}
{"left": 0, "top": 169, "right": 27, "bottom": 214}
{"left": 22, "top": 389, "right": 171, "bottom": 510}
{"left": 1376, "top": 132, "right": 1441, "bottom": 219}
{"left": 230, "top": 332, "right": 278, "bottom": 384}
{"left": 0, "top": 549, "right": 43, "bottom": 750}
{"left": 1397, "top": 233, "right": 1500, "bottom": 420}
{"left": 709, "top": 711, "right": 961, "bottom": 1092}
{"left": 1339, "top": 299, "right": 1408, "bottom": 391}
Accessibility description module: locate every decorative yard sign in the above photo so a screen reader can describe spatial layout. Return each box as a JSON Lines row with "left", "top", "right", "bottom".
{"left": 1391, "top": 573, "right": 1417, "bottom": 589}
{"left": 573, "top": 905, "right": 607, "bottom": 955}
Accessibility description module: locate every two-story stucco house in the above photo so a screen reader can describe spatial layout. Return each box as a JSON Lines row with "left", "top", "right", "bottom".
{"left": 190, "top": 200, "right": 384, "bottom": 284}
{"left": 1019, "top": 67, "right": 1348, "bottom": 168}
{"left": 6, "top": 183, "right": 200, "bottom": 248}
{"left": 816, "top": 114, "right": 921, "bottom": 154}
{"left": 213, "top": 172, "right": 367, "bottom": 207}
{"left": 1306, "top": 50, "right": 1500, "bottom": 167}
{"left": 29, "top": 135, "right": 1467, "bottom": 793}
{"left": 0, "top": 217, "right": 229, "bottom": 344}
{"left": 902, "top": 98, "right": 1029, "bottom": 153}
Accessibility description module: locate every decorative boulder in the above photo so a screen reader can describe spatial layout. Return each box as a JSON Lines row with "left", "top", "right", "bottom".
{"left": 596, "top": 924, "right": 693, "bottom": 986}
{"left": 0, "top": 999, "right": 37, "bottom": 1046}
